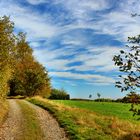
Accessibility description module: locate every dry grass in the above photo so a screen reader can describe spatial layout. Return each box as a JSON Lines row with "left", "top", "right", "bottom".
{"left": 17, "top": 100, "right": 44, "bottom": 140}
{"left": 0, "top": 99, "right": 9, "bottom": 126}
{"left": 28, "top": 96, "right": 140, "bottom": 140}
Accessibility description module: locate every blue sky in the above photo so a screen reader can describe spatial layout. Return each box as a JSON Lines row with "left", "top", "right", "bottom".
{"left": 1, "top": 0, "right": 140, "bottom": 99}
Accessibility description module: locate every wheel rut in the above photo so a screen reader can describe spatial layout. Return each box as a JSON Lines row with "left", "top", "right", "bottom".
{"left": 0, "top": 100, "right": 23, "bottom": 140}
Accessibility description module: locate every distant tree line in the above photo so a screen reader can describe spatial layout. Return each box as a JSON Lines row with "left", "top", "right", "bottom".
{"left": 0, "top": 16, "right": 51, "bottom": 99}
{"left": 94, "top": 98, "right": 114, "bottom": 102}
{"left": 71, "top": 93, "right": 140, "bottom": 103}
{"left": 94, "top": 93, "right": 140, "bottom": 103}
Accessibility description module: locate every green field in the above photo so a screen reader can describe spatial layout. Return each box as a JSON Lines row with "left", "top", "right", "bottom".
{"left": 28, "top": 97, "right": 140, "bottom": 140}
{"left": 53, "top": 100, "right": 139, "bottom": 122}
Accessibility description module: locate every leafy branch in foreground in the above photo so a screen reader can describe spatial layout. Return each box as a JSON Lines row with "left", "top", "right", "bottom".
{"left": 113, "top": 35, "right": 140, "bottom": 117}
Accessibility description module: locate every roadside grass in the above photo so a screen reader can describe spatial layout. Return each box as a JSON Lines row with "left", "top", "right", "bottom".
{"left": 0, "top": 99, "right": 9, "bottom": 126}
{"left": 27, "top": 97, "right": 140, "bottom": 140}
{"left": 53, "top": 100, "right": 140, "bottom": 122}
{"left": 17, "top": 100, "right": 44, "bottom": 140}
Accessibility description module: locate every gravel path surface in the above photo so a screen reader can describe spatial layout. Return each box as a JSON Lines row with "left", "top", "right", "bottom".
{"left": 23, "top": 100, "right": 68, "bottom": 140}
{"left": 0, "top": 100, "right": 23, "bottom": 140}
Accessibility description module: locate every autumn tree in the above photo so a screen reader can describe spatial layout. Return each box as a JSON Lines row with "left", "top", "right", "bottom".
{"left": 9, "top": 33, "right": 51, "bottom": 97}
{"left": 0, "top": 16, "right": 51, "bottom": 98}
{"left": 113, "top": 35, "right": 140, "bottom": 116}
{"left": 0, "top": 16, "right": 16, "bottom": 99}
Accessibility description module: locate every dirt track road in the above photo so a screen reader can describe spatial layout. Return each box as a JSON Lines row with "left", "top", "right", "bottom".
{"left": 0, "top": 99, "right": 68, "bottom": 140}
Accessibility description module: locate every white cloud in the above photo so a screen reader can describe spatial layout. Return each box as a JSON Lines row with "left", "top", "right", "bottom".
{"left": 49, "top": 71, "right": 115, "bottom": 85}
{"left": 1, "top": 0, "right": 139, "bottom": 42}
{"left": 0, "top": 1, "right": 58, "bottom": 40}
{"left": 89, "top": 0, "right": 140, "bottom": 41}
{"left": 61, "top": 39, "right": 81, "bottom": 46}
{"left": 29, "top": 41, "right": 41, "bottom": 48}
{"left": 33, "top": 46, "right": 77, "bottom": 70}
{"left": 53, "top": 79, "right": 77, "bottom": 87}
{"left": 54, "top": 0, "right": 111, "bottom": 21}
{"left": 98, "top": 12, "right": 140, "bottom": 41}
{"left": 1, "top": 0, "right": 140, "bottom": 40}
{"left": 68, "top": 46, "right": 120, "bottom": 72}
{"left": 26, "top": 0, "right": 48, "bottom": 5}
{"left": 58, "top": 0, "right": 140, "bottom": 42}
{"left": 32, "top": 37, "right": 122, "bottom": 73}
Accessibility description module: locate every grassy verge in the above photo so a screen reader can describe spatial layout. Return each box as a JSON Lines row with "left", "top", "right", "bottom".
{"left": 0, "top": 99, "right": 9, "bottom": 126}
{"left": 53, "top": 100, "right": 140, "bottom": 122}
{"left": 27, "top": 97, "right": 140, "bottom": 140}
{"left": 17, "top": 100, "right": 44, "bottom": 140}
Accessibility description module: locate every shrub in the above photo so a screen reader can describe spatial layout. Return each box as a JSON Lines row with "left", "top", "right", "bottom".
{"left": 49, "top": 88, "right": 70, "bottom": 100}
{"left": 116, "top": 93, "right": 140, "bottom": 103}
{"left": 122, "top": 93, "right": 140, "bottom": 103}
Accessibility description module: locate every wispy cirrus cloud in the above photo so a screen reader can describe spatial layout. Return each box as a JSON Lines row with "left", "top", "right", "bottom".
{"left": 33, "top": 42, "right": 120, "bottom": 74}
{"left": 49, "top": 71, "right": 115, "bottom": 85}
{"left": 25, "top": 0, "right": 48, "bottom": 5}
{"left": 53, "top": 0, "right": 111, "bottom": 21}
{"left": 69, "top": 46, "right": 120, "bottom": 72}
{"left": 0, "top": 0, "right": 140, "bottom": 89}
{"left": 0, "top": 0, "right": 58, "bottom": 40}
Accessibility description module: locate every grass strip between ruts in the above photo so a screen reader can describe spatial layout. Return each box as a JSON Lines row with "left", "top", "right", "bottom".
{"left": 17, "top": 100, "right": 44, "bottom": 140}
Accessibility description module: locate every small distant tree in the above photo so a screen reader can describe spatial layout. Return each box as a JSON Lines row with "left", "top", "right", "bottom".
{"left": 97, "top": 93, "right": 101, "bottom": 98}
{"left": 89, "top": 94, "right": 92, "bottom": 99}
